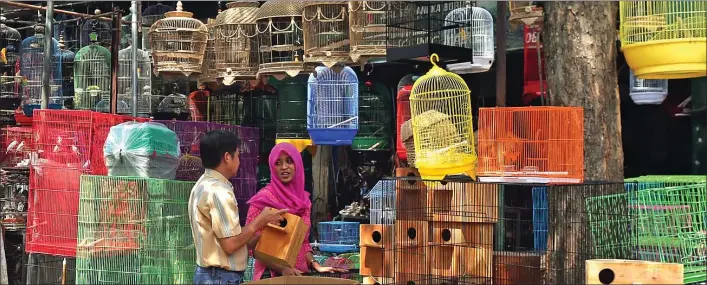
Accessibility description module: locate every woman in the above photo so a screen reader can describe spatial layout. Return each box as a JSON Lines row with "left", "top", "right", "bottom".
{"left": 246, "top": 143, "right": 346, "bottom": 279}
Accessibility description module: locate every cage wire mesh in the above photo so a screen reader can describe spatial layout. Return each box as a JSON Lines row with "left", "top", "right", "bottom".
{"left": 19, "top": 24, "right": 63, "bottom": 109}
{"left": 154, "top": 83, "right": 190, "bottom": 120}
{"left": 242, "top": 82, "right": 277, "bottom": 154}
{"left": 275, "top": 75, "right": 309, "bottom": 139}
{"left": 208, "top": 85, "right": 243, "bottom": 126}
{"left": 307, "top": 65, "right": 359, "bottom": 146}
{"left": 198, "top": 18, "right": 218, "bottom": 84}
{"left": 3, "top": 126, "right": 34, "bottom": 167}
{"left": 120, "top": 13, "right": 135, "bottom": 50}
{"left": 118, "top": 45, "right": 152, "bottom": 116}
{"left": 444, "top": 5, "right": 496, "bottom": 74}
{"left": 148, "top": 1, "right": 208, "bottom": 77}
{"left": 1, "top": 20, "right": 22, "bottom": 113}
{"left": 53, "top": 13, "right": 81, "bottom": 52}
{"left": 302, "top": 2, "right": 353, "bottom": 67}
{"left": 395, "top": 74, "right": 415, "bottom": 164}
{"left": 367, "top": 179, "right": 395, "bottom": 225}
{"left": 213, "top": 1, "right": 260, "bottom": 82}
{"left": 317, "top": 221, "right": 360, "bottom": 253}
{"left": 142, "top": 3, "right": 175, "bottom": 53}
{"left": 58, "top": 35, "right": 75, "bottom": 107}
{"left": 80, "top": 10, "right": 112, "bottom": 48}
{"left": 74, "top": 40, "right": 114, "bottom": 112}
{"left": 1, "top": 167, "right": 29, "bottom": 231}
{"left": 629, "top": 69, "right": 669, "bottom": 105}
{"left": 352, "top": 80, "right": 391, "bottom": 151}
{"left": 255, "top": 1, "right": 309, "bottom": 79}
{"left": 348, "top": 1, "right": 389, "bottom": 64}
{"left": 25, "top": 254, "right": 77, "bottom": 285}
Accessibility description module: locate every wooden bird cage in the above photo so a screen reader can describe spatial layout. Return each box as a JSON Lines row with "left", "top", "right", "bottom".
{"left": 19, "top": 24, "right": 63, "bottom": 113}
{"left": 307, "top": 65, "right": 359, "bottom": 146}
{"left": 142, "top": 3, "right": 175, "bottom": 53}
{"left": 629, "top": 69, "right": 668, "bottom": 105}
{"left": 444, "top": 6, "right": 496, "bottom": 74}
{"left": 148, "top": 1, "right": 209, "bottom": 77}
{"left": 302, "top": 2, "right": 353, "bottom": 67}
{"left": 508, "top": 1, "right": 543, "bottom": 26}
{"left": 74, "top": 30, "right": 113, "bottom": 112}
{"left": 214, "top": 1, "right": 260, "bottom": 82}
{"left": 348, "top": 1, "right": 389, "bottom": 64}
{"left": 80, "top": 9, "right": 113, "bottom": 48}
{"left": 199, "top": 18, "right": 218, "bottom": 84}
{"left": 255, "top": 1, "right": 311, "bottom": 80}
{"left": 118, "top": 46, "right": 152, "bottom": 116}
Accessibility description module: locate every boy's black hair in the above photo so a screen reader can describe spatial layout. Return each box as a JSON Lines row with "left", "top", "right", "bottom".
{"left": 200, "top": 130, "right": 241, "bottom": 168}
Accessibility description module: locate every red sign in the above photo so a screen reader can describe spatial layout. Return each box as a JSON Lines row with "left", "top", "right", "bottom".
{"left": 523, "top": 24, "right": 547, "bottom": 105}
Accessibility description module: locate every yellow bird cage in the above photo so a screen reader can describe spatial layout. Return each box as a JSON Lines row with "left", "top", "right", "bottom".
{"left": 409, "top": 53, "right": 477, "bottom": 181}
{"left": 148, "top": 1, "right": 208, "bottom": 77}
{"left": 348, "top": 1, "right": 389, "bottom": 64}
{"left": 255, "top": 1, "right": 312, "bottom": 80}
{"left": 214, "top": 1, "right": 260, "bottom": 83}
{"left": 302, "top": 2, "right": 353, "bottom": 67}
{"left": 619, "top": 1, "right": 706, "bottom": 79}
{"left": 199, "top": 18, "right": 218, "bottom": 84}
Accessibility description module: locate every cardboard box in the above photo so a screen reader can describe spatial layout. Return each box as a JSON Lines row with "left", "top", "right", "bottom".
{"left": 254, "top": 211, "right": 307, "bottom": 269}
{"left": 243, "top": 276, "right": 360, "bottom": 284}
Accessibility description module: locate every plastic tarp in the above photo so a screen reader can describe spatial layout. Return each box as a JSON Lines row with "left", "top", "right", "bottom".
{"left": 104, "top": 121, "right": 180, "bottom": 179}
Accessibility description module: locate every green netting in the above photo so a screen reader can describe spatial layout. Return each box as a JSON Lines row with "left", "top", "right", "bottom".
{"left": 76, "top": 175, "right": 196, "bottom": 285}
{"left": 274, "top": 75, "right": 309, "bottom": 139}
{"left": 352, "top": 81, "right": 391, "bottom": 151}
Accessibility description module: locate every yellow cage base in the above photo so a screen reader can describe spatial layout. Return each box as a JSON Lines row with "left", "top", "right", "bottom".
{"left": 417, "top": 158, "right": 478, "bottom": 182}
{"left": 623, "top": 38, "right": 706, "bottom": 80}
{"left": 275, "top": 139, "right": 315, "bottom": 155}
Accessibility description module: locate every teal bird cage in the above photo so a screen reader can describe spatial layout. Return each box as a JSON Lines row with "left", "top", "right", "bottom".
{"left": 74, "top": 28, "right": 116, "bottom": 112}
{"left": 352, "top": 80, "right": 391, "bottom": 151}
{"left": 19, "top": 22, "right": 63, "bottom": 115}
{"left": 274, "top": 75, "right": 313, "bottom": 153}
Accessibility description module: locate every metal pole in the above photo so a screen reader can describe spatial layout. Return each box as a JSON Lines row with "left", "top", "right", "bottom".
{"left": 131, "top": 1, "right": 139, "bottom": 117}
{"left": 110, "top": 7, "right": 121, "bottom": 114}
{"left": 41, "top": 1, "right": 54, "bottom": 110}
{"left": 495, "top": 1, "right": 508, "bottom": 107}
{"left": 0, "top": 1, "right": 146, "bottom": 26}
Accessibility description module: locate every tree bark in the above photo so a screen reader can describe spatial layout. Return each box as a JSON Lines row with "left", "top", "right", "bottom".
{"left": 543, "top": 2, "right": 625, "bottom": 284}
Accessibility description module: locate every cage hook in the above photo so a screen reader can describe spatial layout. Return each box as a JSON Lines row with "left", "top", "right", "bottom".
{"left": 429, "top": 53, "right": 440, "bottom": 67}
{"left": 364, "top": 62, "right": 374, "bottom": 76}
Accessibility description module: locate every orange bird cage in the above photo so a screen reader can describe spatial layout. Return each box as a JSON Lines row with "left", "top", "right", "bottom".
{"left": 477, "top": 106, "right": 584, "bottom": 183}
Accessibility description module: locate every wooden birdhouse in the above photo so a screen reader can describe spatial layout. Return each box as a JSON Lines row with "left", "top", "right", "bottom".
{"left": 430, "top": 222, "right": 494, "bottom": 280}
{"left": 359, "top": 224, "right": 394, "bottom": 278}
{"left": 426, "top": 181, "right": 499, "bottom": 223}
{"left": 254, "top": 211, "right": 307, "bottom": 268}
{"left": 585, "top": 259, "right": 684, "bottom": 285}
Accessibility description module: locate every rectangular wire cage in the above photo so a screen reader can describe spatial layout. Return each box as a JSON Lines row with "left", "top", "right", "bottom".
{"left": 75, "top": 175, "right": 196, "bottom": 284}
{"left": 477, "top": 107, "right": 585, "bottom": 184}
{"left": 317, "top": 221, "right": 360, "bottom": 253}
{"left": 1, "top": 167, "right": 29, "bottom": 231}
{"left": 25, "top": 253, "right": 77, "bottom": 285}
{"left": 3, "top": 126, "right": 34, "bottom": 167}
{"left": 208, "top": 91, "right": 243, "bottom": 126}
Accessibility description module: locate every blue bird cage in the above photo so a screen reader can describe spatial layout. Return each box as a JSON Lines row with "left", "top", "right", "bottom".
{"left": 19, "top": 24, "right": 63, "bottom": 115}
{"left": 317, "top": 221, "right": 359, "bottom": 253}
{"left": 532, "top": 186, "right": 548, "bottom": 251}
{"left": 307, "top": 65, "right": 359, "bottom": 145}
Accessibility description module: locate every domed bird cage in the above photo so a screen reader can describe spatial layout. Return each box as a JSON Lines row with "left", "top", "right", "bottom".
{"left": 213, "top": 1, "right": 260, "bottom": 83}
{"left": 629, "top": 69, "right": 669, "bottom": 105}
{"left": 148, "top": 1, "right": 209, "bottom": 77}
{"left": 409, "top": 54, "right": 476, "bottom": 180}
{"left": 395, "top": 74, "right": 416, "bottom": 163}
{"left": 80, "top": 9, "right": 112, "bottom": 48}
{"left": 352, "top": 79, "right": 390, "bottom": 151}
{"left": 155, "top": 83, "right": 190, "bottom": 120}
{"left": 53, "top": 14, "right": 80, "bottom": 52}
{"left": 120, "top": 13, "right": 136, "bottom": 50}
{"left": 199, "top": 18, "right": 218, "bottom": 84}
{"left": 348, "top": 1, "right": 389, "bottom": 64}
{"left": 255, "top": 1, "right": 310, "bottom": 79}
{"left": 58, "top": 34, "right": 75, "bottom": 105}
{"left": 619, "top": 1, "right": 706, "bottom": 79}
{"left": 74, "top": 30, "right": 113, "bottom": 112}
{"left": 117, "top": 45, "right": 152, "bottom": 116}
{"left": 275, "top": 75, "right": 313, "bottom": 153}
{"left": 302, "top": 2, "right": 353, "bottom": 67}
{"left": 444, "top": 6, "right": 495, "bottom": 74}
{"left": 142, "top": 3, "right": 175, "bottom": 53}
{"left": 307, "top": 65, "right": 359, "bottom": 146}
{"left": 1, "top": 19, "right": 22, "bottom": 111}
{"left": 19, "top": 24, "right": 62, "bottom": 114}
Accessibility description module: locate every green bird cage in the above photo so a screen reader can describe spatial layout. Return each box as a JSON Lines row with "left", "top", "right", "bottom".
{"left": 273, "top": 75, "right": 314, "bottom": 153}
{"left": 352, "top": 80, "right": 391, "bottom": 151}
{"left": 242, "top": 81, "right": 277, "bottom": 156}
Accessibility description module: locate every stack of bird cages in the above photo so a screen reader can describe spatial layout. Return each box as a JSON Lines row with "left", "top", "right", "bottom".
{"left": 58, "top": 34, "right": 75, "bottom": 105}
{"left": 352, "top": 80, "right": 391, "bottom": 151}
{"left": 318, "top": 221, "right": 360, "bottom": 253}
{"left": 199, "top": 18, "right": 218, "bottom": 85}
{"left": 118, "top": 45, "right": 152, "bottom": 116}
{"left": 1, "top": 167, "right": 29, "bottom": 231}
{"left": 3, "top": 126, "right": 34, "bottom": 167}
{"left": 75, "top": 175, "right": 196, "bottom": 284}
{"left": 148, "top": 1, "right": 208, "bottom": 77}
{"left": 213, "top": 1, "right": 260, "bottom": 83}
{"left": 348, "top": 1, "right": 389, "bottom": 64}
{"left": 477, "top": 106, "right": 584, "bottom": 184}
{"left": 629, "top": 69, "right": 669, "bottom": 105}
{"left": 74, "top": 31, "right": 113, "bottom": 112}
{"left": 385, "top": 1, "right": 474, "bottom": 63}
{"left": 208, "top": 85, "right": 243, "bottom": 126}
{"left": 19, "top": 24, "right": 63, "bottom": 113}
{"left": 142, "top": 3, "right": 175, "bottom": 54}
{"left": 586, "top": 183, "right": 707, "bottom": 284}
{"left": 255, "top": 1, "right": 310, "bottom": 79}
{"left": 80, "top": 10, "right": 112, "bottom": 48}
{"left": 302, "top": 2, "right": 352, "bottom": 67}
{"left": 0, "top": 19, "right": 22, "bottom": 114}
{"left": 242, "top": 83, "right": 277, "bottom": 154}
{"left": 274, "top": 75, "right": 312, "bottom": 152}
{"left": 307, "top": 65, "right": 359, "bottom": 146}
{"left": 443, "top": 5, "right": 496, "bottom": 74}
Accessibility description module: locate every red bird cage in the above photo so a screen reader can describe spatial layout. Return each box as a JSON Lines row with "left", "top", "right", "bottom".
{"left": 477, "top": 107, "right": 584, "bottom": 183}
{"left": 395, "top": 74, "right": 416, "bottom": 164}
{"left": 3, "top": 126, "right": 35, "bottom": 166}
{"left": 522, "top": 24, "right": 546, "bottom": 105}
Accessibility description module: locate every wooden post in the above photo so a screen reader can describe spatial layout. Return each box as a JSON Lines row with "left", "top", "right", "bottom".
{"left": 110, "top": 7, "right": 121, "bottom": 114}
{"left": 495, "top": 1, "right": 508, "bottom": 107}
{"left": 311, "top": 146, "right": 331, "bottom": 238}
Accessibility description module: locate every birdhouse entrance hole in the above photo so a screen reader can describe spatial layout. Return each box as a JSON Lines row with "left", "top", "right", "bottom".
{"left": 371, "top": 231, "right": 382, "bottom": 244}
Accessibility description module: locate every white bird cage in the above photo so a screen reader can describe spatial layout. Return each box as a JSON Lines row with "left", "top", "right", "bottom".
{"left": 214, "top": 1, "right": 260, "bottom": 82}
{"left": 302, "top": 2, "right": 353, "bottom": 67}
{"left": 148, "top": 1, "right": 208, "bottom": 77}
{"left": 1, "top": 19, "right": 22, "bottom": 105}
{"left": 307, "top": 65, "right": 359, "bottom": 146}
{"left": 629, "top": 69, "right": 669, "bottom": 105}
{"left": 444, "top": 6, "right": 495, "bottom": 74}
{"left": 19, "top": 24, "right": 62, "bottom": 110}
{"left": 255, "top": 1, "right": 310, "bottom": 79}
{"left": 118, "top": 46, "right": 152, "bottom": 116}
{"left": 142, "top": 3, "right": 175, "bottom": 54}
{"left": 348, "top": 1, "right": 389, "bottom": 64}
{"left": 199, "top": 18, "right": 218, "bottom": 84}
{"left": 58, "top": 34, "right": 75, "bottom": 102}
{"left": 74, "top": 31, "right": 112, "bottom": 112}
{"left": 80, "top": 9, "right": 112, "bottom": 48}
{"left": 366, "top": 179, "right": 395, "bottom": 225}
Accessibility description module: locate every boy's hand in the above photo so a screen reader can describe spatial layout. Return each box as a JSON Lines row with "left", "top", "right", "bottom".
{"left": 256, "top": 207, "right": 288, "bottom": 229}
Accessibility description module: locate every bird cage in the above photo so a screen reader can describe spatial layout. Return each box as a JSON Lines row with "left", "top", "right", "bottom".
{"left": 508, "top": 1, "right": 543, "bottom": 26}
{"left": 187, "top": 84, "right": 210, "bottom": 121}
{"left": 117, "top": 45, "right": 152, "bottom": 116}
{"left": 213, "top": 1, "right": 260, "bottom": 82}
{"left": 120, "top": 13, "right": 136, "bottom": 50}
{"left": 629, "top": 69, "right": 669, "bottom": 105}
{"left": 348, "top": 1, "right": 389, "bottom": 64}
{"left": 307, "top": 65, "right": 359, "bottom": 146}
{"left": 352, "top": 80, "right": 390, "bottom": 151}
{"left": 73, "top": 30, "right": 112, "bottom": 112}
{"left": 444, "top": 6, "right": 495, "bottom": 74}
{"left": 54, "top": 14, "right": 80, "bottom": 52}
{"left": 154, "top": 83, "right": 190, "bottom": 120}
{"left": 409, "top": 54, "right": 476, "bottom": 181}
{"left": 385, "top": 1, "right": 474, "bottom": 63}
{"left": 80, "top": 9, "right": 112, "bottom": 48}
{"left": 58, "top": 35, "right": 75, "bottom": 105}
{"left": 275, "top": 75, "right": 312, "bottom": 153}
{"left": 367, "top": 179, "right": 395, "bottom": 224}
{"left": 242, "top": 82, "right": 277, "bottom": 154}
{"left": 395, "top": 74, "right": 416, "bottom": 163}
{"left": 255, "top": 1, "right": 310, "bottom": 79}
{"left": 4, "top": 127, "right": 34, "bottom": 166}
{"left": 142, "top": 3, "right": 174, "bottom": 53}
{"left": 620, "top": 1, "right": 706, "bottom": 79}
{"left": 302, "top": 2, "right": 353, "bottom": 67}
{"left": 208, "top": 84, "right": 244, "bottom": 125}
{"left": 1, "top": 20, "right": 22, "bottom": 111}
{"left": 19, "top": 24, "right": 63, "bottom": 113}
{"left": 148, "top": 1, "right": 208, "bottom": 77}
{"left": 199, "top": 18, "right": 218, "bottom": 84}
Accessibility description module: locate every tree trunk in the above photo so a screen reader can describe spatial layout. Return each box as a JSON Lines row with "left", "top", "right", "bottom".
{"left": 543, "top": 2, "right": 624, "bottom": 284}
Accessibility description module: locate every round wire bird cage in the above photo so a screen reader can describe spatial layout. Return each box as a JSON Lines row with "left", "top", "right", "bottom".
{"left": 348, "top": 1, "right": 389, "bottom": 64}
{"left": 74, "top": 31, "right": 113, "bottom": 112}
{"left": 80, "top": 9, "right": 112, "bottom": 48}
{"left": 302, "top": 2, "right": 353, "bottom": 67}
{"left": 274, "top": 75, "right": 312, "bottom": 152}
{"left": 58, "top": 34, "right": 75, "bottom": 105}
{"left": 118, "top": 45, "right": 152, "bottom": 116}
{"left": 629, "top": 69, "right": 669, "bottom": 105}
{"left": 352, "top": 80, "right": 390, "bottom": 151}
{"left": 142, "top": 3, "right": 175, "bottom": 53}
{"left": 199, "top": 18, "right": 218, "bottom": 84}
{"left": 19, "top": 24, "right": 62, "bottom": 113}
{"left": 619, "top": 1, "right": 706, "bottom": 79}
{"left": 214, "top": 1, "right": 260, "bottom": 82}
{"left": 255, "top": 1, "right": 311, "bottom": 80}
{"left": 307, "top": 65, "right": 359, "bottom": 146}
{"left": 444, "top": 6, "right": 495, "bottom": 74}
{"left": 395, "top": 74, "right": 416, "bottom": 164}
{"left": 409, "top": 54, "right": 477, "bottom": 180}
{"left": 148, "top": 1, "right": 209, "bottom": 77}
{"left": 1, "top": 20, "right": 22, "bottom": 111}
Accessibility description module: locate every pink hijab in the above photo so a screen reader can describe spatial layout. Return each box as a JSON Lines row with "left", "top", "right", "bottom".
{"left": 247, "top": 143, "right": 311, "bottom": 216}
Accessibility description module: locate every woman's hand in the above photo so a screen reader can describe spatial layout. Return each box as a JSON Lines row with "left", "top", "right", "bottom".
{"left": 312, "top": 262, "right": 348, "bottom": 274}
{"left": 280, "top": 267, "right": 302, "bottom": 276}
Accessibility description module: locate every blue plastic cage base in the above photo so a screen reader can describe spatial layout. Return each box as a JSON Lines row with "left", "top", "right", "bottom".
{"left": 308, "top": 129, "right": 358, "bottom": 146}
{"left": 317, "top": 244, "right": 359, "bottom": 254}
{"left": 23, "top": 104, "right": 62, "bottom": 117}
